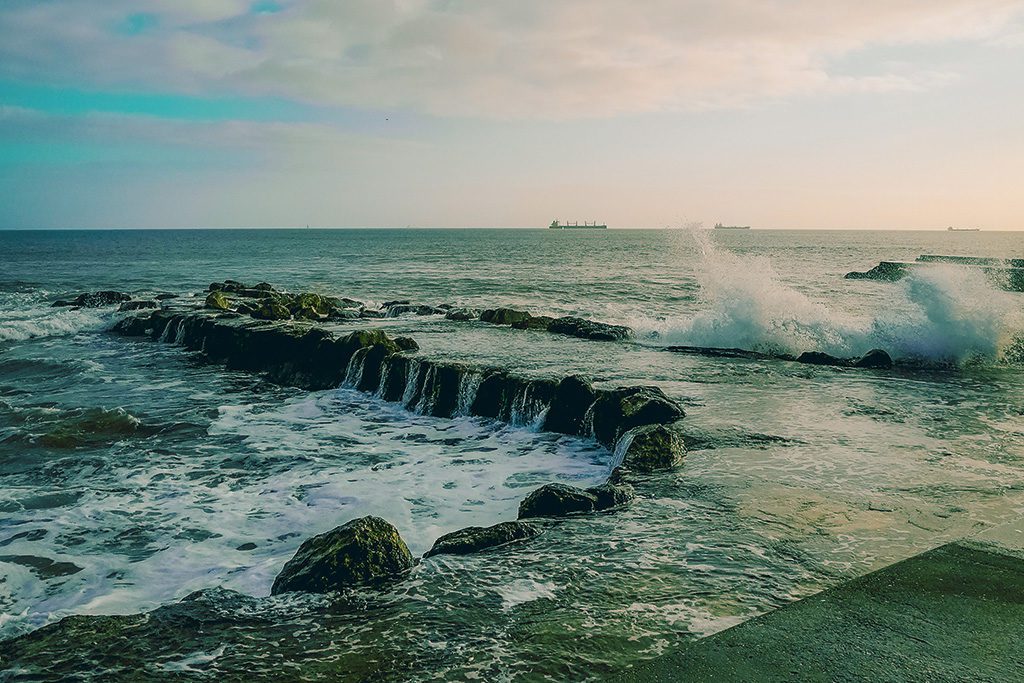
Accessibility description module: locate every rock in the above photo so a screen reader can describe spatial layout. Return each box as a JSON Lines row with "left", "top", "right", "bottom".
{"left": 293, "top": 305, "right": 323, "bottom": 321}
{"left": 270, "top": 516, "right": 414, "bottom": 595}
{"left": 204, "top": 291, "right": 232, "bottom": 311}
{"left": 588, "top": 482, "right": 636, "bottom": 510}
{"left": 394, "top": 336, "right": 419, "bottom": 351}
{"left": 253, "top": 282, "right": 275, "bottom": 291}
{"left": 386, "top": 304, "right": 443, "bottom": 317}
{"left": 445, "top": 308, "right": 481, "bottom": 321}
{"left": 512, "top": 315, "right": 555, "bottom": 331}
{"left": 118, "top": 300, "right": 159, "bottom": 312}
{"left": 423, "top": 521, "right": 540, "bottom": 558}
{"left": 290, "top": 293, "right": 334, "bottom": 316}
{"left": 251, "top": 300, "right": 291, "bottom": 321}
{"left": 616, "top": 424, "right": 686, "bottom": 472}
{"left": 518, "top": 483, "right": 597, "bottom": 519}
{"left": 155, "top": 293, "right": 178, "bottom": 300}
{"left": 360, "top": 309, "right": 386, "bottom": 319}
{"left": 589, "top": 386, "right": 685, "bottom": 448}
{"left": 382, "top": 300, "right": 410, "bottom": 308}
{"left": 235, "top": 288, "right": 276, "bottom": 299}
{"left": 480, "top": 308, "right": 532, "bottom": 326}
{"left": 855, "top": 349, "right": 893, "bottom": 369}
{"left": 235, "top": 301, "right": 258, "bottom": 316}
{"left": 542, "top": 375, "right": 597, "bottom": 436}
{"left": 547, "top": 316, "right": 632, "bottom": 342}
{"left": 327, "top": 308, "right": 362, "bottom": 320}
{"left": 52, "top": 291, "right": 131, "bottom": 308}
{"left": 796, "top": 351, "right": 849, "bottom": 367}
{"left": 209, "top": 280, "right": 248, "bottom": 293}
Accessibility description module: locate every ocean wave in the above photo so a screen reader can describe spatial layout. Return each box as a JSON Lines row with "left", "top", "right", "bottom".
{"left": 643, "top": 231, "right": 1024, "bottom": 365}
{"left": 0, "top": 292, "right": 113, "bottom": 343}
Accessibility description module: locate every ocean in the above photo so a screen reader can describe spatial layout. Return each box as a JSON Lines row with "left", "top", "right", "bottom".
{"left": 1, "top": 228, "right": 1023, "bottom": 680}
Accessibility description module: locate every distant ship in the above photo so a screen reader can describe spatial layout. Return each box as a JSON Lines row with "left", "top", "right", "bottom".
{"left": 549, "top": 220, "right": 607, "bottom": 229}
{"left": 714, "top": 223, "right": 750, "bottom": 230}
{"left": 947, "top": 226, "right": 980, "bottom": 232}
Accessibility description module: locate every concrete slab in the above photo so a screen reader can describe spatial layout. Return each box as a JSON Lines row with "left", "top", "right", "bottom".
{"left": 617, "top": 525, "right": 1024, "bottom": 682}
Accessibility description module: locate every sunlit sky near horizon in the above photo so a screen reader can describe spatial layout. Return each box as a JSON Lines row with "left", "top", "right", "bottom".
{"left": 2, "top": 1, "right": 1023, "bottom": 230}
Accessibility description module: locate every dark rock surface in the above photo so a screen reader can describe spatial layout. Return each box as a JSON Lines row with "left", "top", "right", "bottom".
{"left": 52, "top": 291, "right": 131, "bottom": 308}
{"left": 423, "top": 521, "right": 540, "bottom": 558}
{"left": 512, "top": 315, "right": 555, "bottom": 331}
{"left": 204, "top": 291, "right": 231, "bottom": 311}
{"left": 795, "top": 351, "right": 849, "bottom": 367}
{"left": 548, "top": 316, "right": 633, "bottom": 342}
{"left": 617, "top": 424, "right": 686, "bottom": 472}
{"left": 589, "top": 386, "right": 685, "bottom": 448}
{"left": 250, "top": 300, "right": 291, "bottom": 321}
{"left": 271, "top": 516, "right": 414, "bottom": 595}
{"left": 589, "top": 482, "right": 636, "bottom": 510}
{"left": 518, "top": 483, "right": 598, "bottom": 519}
{"left": 445, "top": 307, "right": 480, "bottom": 321}
{"left": 118, "top": 300, "right": 159, "bottom": 312}
{"left": 854, "top": 348, "right": 893, "bottom": 369}
{"left": 480, "top": 308, "right": 532, "bottom": 326}
{"left": 542, "top": 375, "right": 597, "bottom": 436}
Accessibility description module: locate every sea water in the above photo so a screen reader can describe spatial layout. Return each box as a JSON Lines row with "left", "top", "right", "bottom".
{"left": 1, "top": 228, "right": 1023, "bottom": 680}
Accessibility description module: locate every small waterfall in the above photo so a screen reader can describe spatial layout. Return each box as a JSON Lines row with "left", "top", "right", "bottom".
{"left": 376, "top": 359, "right": 392, "bottom": 399}
{"left": 343, "top": 347, "right": 369, "bottom": 387}
{"left": 455, "top": 371, "right": 484, "bottom": 416}
{"left": 173, "top": 319, "right": 187, "bottom": 345}
{"left": 508, "top": 382, "right": 549, "bottom": 427}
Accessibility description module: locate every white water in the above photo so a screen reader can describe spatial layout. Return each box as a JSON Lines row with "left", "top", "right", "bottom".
{"left": 645, "top": 231, "right": 1024, "bottom": 364}
{"left": 0, "top": 293, "right": 114, "bottom": 342}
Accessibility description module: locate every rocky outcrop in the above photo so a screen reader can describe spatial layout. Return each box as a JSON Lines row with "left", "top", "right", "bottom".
{"left": 844, "top": 262, "right": 908, "bottom": 281}
{"left": 542, "top": 375, "right": 597, "bottom": 435}
{"left": 512, "top": 316, "right": 555, "bottom": 331}
{"left": 445, "top": 308, "right": 480, "bottom": 321}
{"left": 118, "top": 300, "right": 159, "bottom": 312}
{"left": 251, "top": 300, "right": 291, "bottom": 321}
{"left": 615, "top": 424, "right": 686, "bottom": 472}
{"left": 589, "top": 386, "right": 685, "bottom": 448}
{"left": 271, "top": 516, "right": 414, "bottom": 595}
{"left": 480, "top": 308, "right": 532, "bottom": 326}
{"left": 423, "top": 521, "right": 540, "bottom": 558}
{"left": 52, "top": 291, "right": 131, "bottom": 308}
{"left": 796, "top": 351, "right": 848, "bottom": 367}
{"left": 854, "top": 349, "right": 893, "bottom": 369}
{"left": 548, "top": 317, "right": 632, "bottom": 342}
{"left": 517, "top": 482, "right": 635, "bottom": 519}
{"left": 385, "top": 303, "right": 444, "bottom": 317}
{"left": 205, "top": 291, "right": 231, "bottom": 311}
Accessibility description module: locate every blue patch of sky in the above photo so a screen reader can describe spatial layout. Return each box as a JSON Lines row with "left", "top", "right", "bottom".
{"left": 116, "top": 12, "right": 160, "bottom": 36}
{"left": 251, "top": 1, "right": 284, "bottom": 14}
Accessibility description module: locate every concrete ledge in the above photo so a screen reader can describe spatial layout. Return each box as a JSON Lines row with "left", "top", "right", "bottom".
{"left": 618, "top": 534, "right": 1024, "bottom": 682}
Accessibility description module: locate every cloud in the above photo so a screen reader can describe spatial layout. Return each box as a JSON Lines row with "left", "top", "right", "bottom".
{"left": 1, "top": 0, "right": 1022, "bottom": 118}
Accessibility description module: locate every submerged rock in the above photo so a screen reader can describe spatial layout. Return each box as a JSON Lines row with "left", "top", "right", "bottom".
{"left": 480, "top": 308, "right": 532, "bottom": 326}
{"left": 204, "top": 291, "right": 231, "bottom": 311}
{"left": 616, "top": 424, "right": 686, "bottom": 472}
{"left": 542, "top": 375, "right": 597, "bottom": 436}
{"left": 386, "top": 304, "right": 444, "bottom": 317}
{"left": 52, "top": 291, "right": 131, "bottom": 308}
{"left": 589, "top": 386, "right": 685, "bottom": 448}
{"left": 518, "top": 483, "right": 598, "bottom": 519}
{"left": 155, "top": 293, "right": 178, "bottom": 301}
{"left": 271, "top": 516, "right": 414, "bottom": 595}
{"left": 548, "top": 316, "right": 632, "bottom": 342}
{"left": 118, "top": 300, "right": 159, "bottom": 312}
{"left": 424, "top": 521, "right": 540, "bottom": 558}
{"left": 393, "top": 336, "right": 420, "bottom": 352}
{"left": 855, "top": 349, "right": 893, "bottom": 369}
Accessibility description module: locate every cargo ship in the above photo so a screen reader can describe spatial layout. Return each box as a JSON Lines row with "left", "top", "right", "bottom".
{"left": 549, "top": 220, "right": 607, "bottom": 229}
{"left": 714, "top": 223, "right": 750, "bottom": 230}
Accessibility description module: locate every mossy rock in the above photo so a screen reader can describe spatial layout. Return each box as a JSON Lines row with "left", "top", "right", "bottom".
{"left": 424, "top": 521, "right": 540, "bottom": 558}
{"left": 617, "top": 424, "right": 686, "bottom": 472}
{"left": 251, "top": 300, "right": 291, "bottom": 321}
{"left": 518, "top": 483, "right": 597, "bottom": 519}
{"left": 271, "top": 516, "right": 414, "bottom": 594}
{"left": 204, "top": 291, "right": 231, "bottom": 311}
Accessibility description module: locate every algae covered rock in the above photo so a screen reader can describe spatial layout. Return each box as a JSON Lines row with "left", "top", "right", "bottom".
{"left": 204, "top": 291, "right": 232, "bottom": 311}
{"left": 394, "top": 336, "right": 419, "bottom": 352}
{"left": 588, "top": 482, "right": 636, "bottom": 510}
{"left": 424, "top": 521, "right": 540, "bottom": 558}
{"left": 445, "top": 307, "right": 480, "bottom": 321}
{"left": 590, "top": 386, "right": 685, "bottom": 447}
{"left": 512, "top": 315, "right": 555, "bottom": 331}
{"left": 271, "top": 516, "right": 414, "bottom": 595}
{"left": 547, "top": 316, "right": 632, "bottom": 342}
{"left": 251, "top": 300, "right": 291, "bottom": 321}
{"left": 518, "top": 483, "right": 598, "bottom": 519}
{"left": 290, "top": 293, "right": 333, "bottom": 317}
{"left": 480, "top": 308, "right": 532, "bottom": 326}
{"left": 616, "top": 424, "right": 686, "bottom": 472}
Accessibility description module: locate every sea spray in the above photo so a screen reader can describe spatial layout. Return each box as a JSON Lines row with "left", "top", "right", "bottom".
{"left": 646, "top": 230, "right": 1024, "bottom": 365}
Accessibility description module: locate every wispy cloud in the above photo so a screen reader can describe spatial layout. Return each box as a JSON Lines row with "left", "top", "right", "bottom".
{"left": 1, "top": 0, "right": 1022, "bottom": 119}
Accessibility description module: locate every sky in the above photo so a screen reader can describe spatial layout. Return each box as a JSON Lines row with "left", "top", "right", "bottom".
{"left": 1, "top": 0, "right": 1023, "bottom": 230}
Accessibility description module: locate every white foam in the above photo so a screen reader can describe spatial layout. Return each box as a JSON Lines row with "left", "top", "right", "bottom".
{"left": 644, "top": 231, "right": 1024, "bottom": 364}
{"left": 0, "top": 292, "right": 113, "bottom": 342}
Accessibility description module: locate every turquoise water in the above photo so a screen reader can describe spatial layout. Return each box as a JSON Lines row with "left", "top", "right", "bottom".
{"left": 1, "top": 228, "right": 1023, "bottom": 680}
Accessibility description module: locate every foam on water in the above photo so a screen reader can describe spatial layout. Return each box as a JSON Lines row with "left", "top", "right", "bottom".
{"left": 0, "top": 292, "right": 113, "bottom": 343}
{"left": 644, "top": 231, "right": 1024, "bottom": 364}
{"left": 0, "top": 387, "right": 609, "bottom": 639}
